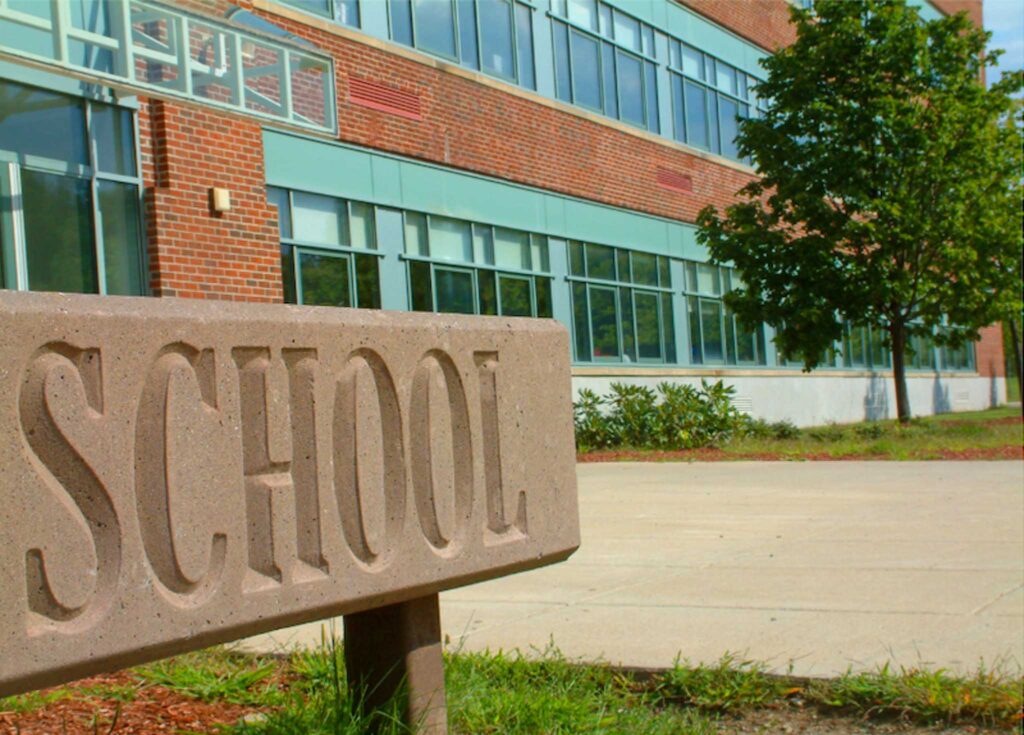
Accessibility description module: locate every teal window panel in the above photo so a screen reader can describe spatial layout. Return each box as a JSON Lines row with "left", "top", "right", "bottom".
{"left": 480, "top": 0, "right": 515, "bottom": 80}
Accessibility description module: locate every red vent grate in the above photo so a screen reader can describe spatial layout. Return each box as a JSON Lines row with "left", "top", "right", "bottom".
{"left": 656, "top": 167, "right": 693, "bottom": 194}
{"left": 348, "top": 76, "right": 422, "bottom": 120}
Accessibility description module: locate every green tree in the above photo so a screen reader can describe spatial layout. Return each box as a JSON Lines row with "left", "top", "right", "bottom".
{"left": 697, "top": 0, "right": 1023, "bottom": 423}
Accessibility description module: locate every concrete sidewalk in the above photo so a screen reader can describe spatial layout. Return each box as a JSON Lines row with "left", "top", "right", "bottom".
{"left": 246, "top": 462, "right": 1024, "bottom": 677}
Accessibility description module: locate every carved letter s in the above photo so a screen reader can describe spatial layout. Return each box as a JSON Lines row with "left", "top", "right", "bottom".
{"left": 18, "top": 343, "right": 121, "bottom": 634}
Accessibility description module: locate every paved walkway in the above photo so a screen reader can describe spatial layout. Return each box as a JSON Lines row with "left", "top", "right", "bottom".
{"left": 246, "top": 462, "right": 1024, "bottom": 677}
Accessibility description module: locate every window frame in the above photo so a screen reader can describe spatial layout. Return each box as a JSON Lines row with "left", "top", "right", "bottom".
{"left": 682, "top": 260, "right": 767, "bottom": 366}
{"left": 400, "top": 210, "right": 552, "bottom": 318}
{"left": 567, "top": 241, "right": 674, "bottom": 364}
{"left": 548, "top": 2, "right": 659, "bottom": 132}
{"left": 0, "top": 84, "right": 147, "bottom": 295}
{"left": 272, "top": 187, "right": 385, "bottom": 309}
{"left": 388, "top": 0, "right": 536, "bottom": 88}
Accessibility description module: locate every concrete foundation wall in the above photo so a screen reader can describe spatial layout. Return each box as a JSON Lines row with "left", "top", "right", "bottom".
{"left": 572, "top": 373, "right": 1007, "bottom": 426}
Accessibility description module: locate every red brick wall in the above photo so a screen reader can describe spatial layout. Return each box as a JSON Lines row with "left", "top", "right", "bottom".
{"left": 930, "top": 0, "right": 983, "bottom": 26}
{"left": 139, "top": 100, "right": 283, "bottom": 302}
{"left": 252, "top": 11, "right": 757, "bottom": 227}
{"left": 674, "top": 0, "right": 797, "bottom": 51}
{"left": 975, "top": 325, "right": 1005, "bottom": 378}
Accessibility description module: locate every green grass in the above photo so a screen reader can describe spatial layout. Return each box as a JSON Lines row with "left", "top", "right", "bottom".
{"left": 584, "top": 406, "right": 1022, "bottom": 461}
{"left": 136, "top": 647, "right": 286, "bottom": 707}
{"left": 4, "top": 645, "right": 1022, "bottom": 733}
{"left": 725, "top": 406, "right": 1021, "bottom": 460}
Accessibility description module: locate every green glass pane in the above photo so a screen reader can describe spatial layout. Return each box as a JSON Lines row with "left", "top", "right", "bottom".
{"left": 635, "top": 291, "right": 661, "bottom": 360}
{"left": 688, "top": 295, "right": 702, "bottom": 364}
{"left": 585, "top": 243, "right": 614, "bottom": 280}
{"left": 268, "top": 187, "right": 292, "bottom": 239}
{"left": 404, "top": 211, "right": 428, "bottom": 256}
{"left": 355, "top": 254, "right": 381, "bottom": 309}
{"left": 734, "top": 315, "right": 758, "bottom": 364}
{"left": 22, "top": 170, "right": 96, "bottom": 293}
{"left": 869, "top": 327, "right": 889, "bottom": 367}
{"left": 0, "top": 80, "right": 88, "bottom": 165}
{"left": 845, "top": 325, "right": 866, "bottom": 367}
{"left": 292, "top": 191, "right": 347, "bottom": 247}
{"left": 619, "top": 286, "right": 635, "bottom": 361}
{"left": 473, "top": 225, "right": 494, "bottom": 264}
{"left": 569, "top": 31, "right": 601, "bottom": 110}
{"left": 281, "top": 245, "right": 296, "bottom": 304}
{"left": 97, "top": 180, "right": 144, "bottom": 295}
{"left": 568, "top": 241, "right": 585, "bottom": 276}
{"left": 616, "top": 249, "right": 631, "bottom": 282}
{"left": 480, "top": 0, "right": 515, "bottom": 79}
{"left": 696, "top": 263, "right": 720, "bottom": 295}
{"left": 409, "top": 260, "right": 433, "bottom": 311}
{"left": 661, "top": 292, "right": 676, "bottom": 363}
{"left": 589, "top": 286, "right": 619, "bottom": 358}
{"left": 700, "top": 299, "right": 724, "bottom": 362}
{"left": 658, "top": 256, "right": 671, "bottom": 287}
{"left": 413, "top": 0, "right": 456, "bottom": 57}
{"left": 632, "top": 252, "right": 657, "bottom": 286}
{"left": 91, "top": 104, "right": 136, "bottom": 176}
{"left": 685, "top": 261, "right": 698, "bottom": 292}
{"left": 298, "top": 251, "right": 351, "bottom": 307}
{"left": 350, "top": 201, "right": 376, "bottom": 249}
{"left": 571, "top": 282, "right": 591, "bottom": 361}
{"left": 435, "top": 268, "right": 475, "bottom": 314}
{"left": 530, "top": 235, "right": 549, "bottom": 272}
{"left": 429, "top": 216, "right": 472, "bottom": 262}
{"left": 536, "top": 277, "right": 552, "bottom": 318}
{"left": 494, "top": 227, "right": 528, "bottom": 269}
{"left": 499, "top": 275, "right": 531, "bottom": 316}
{"left": 478, "top": 270, "right": 497, "bottom": 315}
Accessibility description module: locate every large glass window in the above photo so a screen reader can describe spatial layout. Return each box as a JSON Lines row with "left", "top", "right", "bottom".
{"left": 568, "top": 242, "right": 675, "bottom": 363}
{"left": 387, "top": 0, "right": 536, "bottom": 89}
{"left": 683, "top": 261, "right": 766, "bottom": 366}
{"left": 842, "top": 323, "right": 891, "bottom": 369}
{"left": 270, "top": 187, "right": 382, "bottom": 309}
{"left": 278, "top": 0, "right": 360, "bottom": 26}
{"left": 550, "top": 2, "right": 659, "bottom": 132}
{"left": 668, "top": 40, "right": 759, "bottom": 163}
{"left": 0, "top": 79, "right": 145, "bottom": 295}
{"left": 405, "top": 213, "right": 552, "bottom": 317}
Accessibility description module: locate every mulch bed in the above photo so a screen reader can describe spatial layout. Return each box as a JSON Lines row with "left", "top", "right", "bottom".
{"left": 0, "top": 672, "right": 263, "bottom": 735}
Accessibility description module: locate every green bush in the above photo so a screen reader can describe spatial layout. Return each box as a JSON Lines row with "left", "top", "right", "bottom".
{"left": 573, "top": 380, "right": 747, "bottom": 451}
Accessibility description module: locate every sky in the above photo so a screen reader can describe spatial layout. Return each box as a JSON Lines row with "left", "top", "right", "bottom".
{"left": 983, "top": 0, "right": 1024, "bottom": 86}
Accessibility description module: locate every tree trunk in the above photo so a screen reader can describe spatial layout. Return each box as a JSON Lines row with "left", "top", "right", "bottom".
{"left": 1010, "top": 318, "right": 1023, "bottom": 415}
{"left": 890, "top": 323, "right": 911, "bottom": 424}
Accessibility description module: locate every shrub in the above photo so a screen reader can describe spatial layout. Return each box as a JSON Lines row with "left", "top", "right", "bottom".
{"left": 573, "top": 380, "right": 747, "bottom": 451}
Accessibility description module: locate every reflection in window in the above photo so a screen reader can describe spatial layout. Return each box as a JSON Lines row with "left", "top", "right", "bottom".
{"left": 549, "top": 2, "right": 659, "bottom": 132}
{"left": 684, "top": 260, "right": 766, "bottom": 365}
{"left": 669, "top": 41, "right": 758, "bottom": 163}
{"left": 569, "top": 241, "right": 674, "bottom": 363}
{"left": 272, "top": 187, "right": 383, "bottom": 309}
{"left": 388, "top": 0, "right": 536, "bottom": 89}
{"left": 0, "top": 79, "right": 145, "bottom": 296}
{"left": 405, "top": 212, "right": 552, "bottom": 317}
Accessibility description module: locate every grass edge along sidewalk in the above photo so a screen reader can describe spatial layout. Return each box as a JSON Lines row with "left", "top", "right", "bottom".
{"left": 1, "top": 641, "right": 1021, "bottom": 734}
{"left": 579, "top": 406, "right": 1023, "bottom": 462}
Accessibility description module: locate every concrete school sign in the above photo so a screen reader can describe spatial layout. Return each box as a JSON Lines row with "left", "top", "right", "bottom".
{"left": 0, "top": 290, "right": 580, "bottom": 731}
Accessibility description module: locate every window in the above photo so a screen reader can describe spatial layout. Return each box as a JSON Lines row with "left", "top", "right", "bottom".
{"left": 388, "top": 0, "right": 536, "bottom": 89}
{"left": 270, "top": 187, "right": 382, "bottom": 309}
{"left": 278, "top": 0, "right": 359, "bottom": 26}
{"left": 938, "top": 328, "right": 975, "bottom": 371}
{"left": 550, "top": 2, "right": 659, "bottom": 132}
{"left": 405, "top": 213, "right": 552, "bottom": 317}
{"left": 568, "top": 242, "right": 675, "bottom": 363}
{"left": 0, "top": 79, "right": 145, "bottom": 296}
{"left": 668, "top": 41, "right": 758, "bottom": 163}
{"left": 683, "top": 261, "right": 766, "bottom": 365}
{"left": 842, "top": 323, "right": 891, "bottom": 369}
{"left": 0, "top": 0, "right": 337, "bottom": 133}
